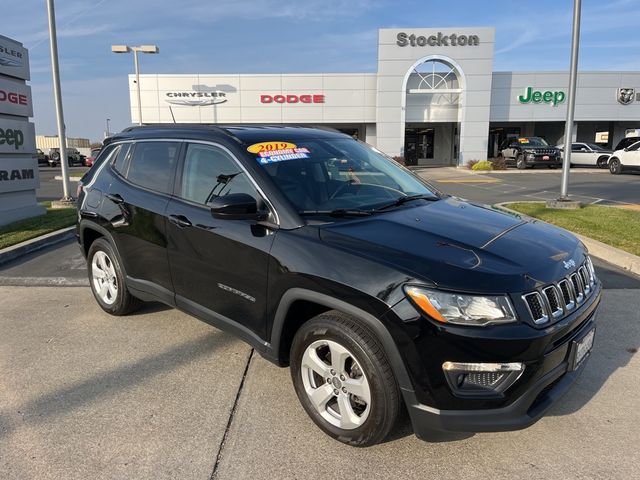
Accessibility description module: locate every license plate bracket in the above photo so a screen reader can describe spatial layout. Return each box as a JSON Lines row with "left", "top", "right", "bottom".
{"left": 569, "top": 327, "right": 595, "bottom": 371}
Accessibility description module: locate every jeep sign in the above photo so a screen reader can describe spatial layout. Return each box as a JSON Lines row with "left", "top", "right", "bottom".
{"left": 518, "top": 87, "right": 566, "bottom": 106}
{"left": 0, "top": 118, "right": 36, "bottom": 154}
{"left": 0, "top": 34, "right": 30, "bottom": 81}
{"left": 0, "top": 76, "right": 32, "bottom": 117}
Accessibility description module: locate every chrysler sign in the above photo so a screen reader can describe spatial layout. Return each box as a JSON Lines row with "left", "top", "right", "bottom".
{"left": 165, "top": 91, "right": 227, "bottom": 106}
{"left": 0, "top": 35, "right": 30, "bottom": 80}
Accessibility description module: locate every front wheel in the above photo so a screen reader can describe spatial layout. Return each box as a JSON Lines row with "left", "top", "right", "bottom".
{"left": 596, "top": 156, "right": 609, "bottom": 169}
{"left": 87, "top": 238, "right": 142, "bottom": 315}
{"left": 609, "top": 158, "right": 622, "bottom": 175}
{"left": 516, "top": 154, "right": 527, "bottom": 170}
{"left": 290, "top": 311, "right": 401, "bottom": 447}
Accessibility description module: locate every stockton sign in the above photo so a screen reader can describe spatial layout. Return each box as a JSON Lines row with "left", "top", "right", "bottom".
{"left": 518, "top": 87, "right": 566, "bottom": 106}
{"left": 396, "top": 32, "right": 480, "bottom": 47}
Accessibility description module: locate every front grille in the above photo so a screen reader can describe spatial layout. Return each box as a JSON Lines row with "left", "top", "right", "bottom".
{"left": 521, "top": 258, "right": 596, "bottom": 326}
{"left": 543, "top": 286, "right": 563, "bottom": 319}
{"left": 523, "top": 292, "right": 548, "bottom": 324}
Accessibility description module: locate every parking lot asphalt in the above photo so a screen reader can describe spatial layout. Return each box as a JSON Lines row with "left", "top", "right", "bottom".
{"left": 36, "top": 166, "right": 86, "bottom": 202}
{"left": 0, "top": 281, "right": 638, "bottom": 479}
{"left": 417, "top": 167, "right": 640, "bottom": 207}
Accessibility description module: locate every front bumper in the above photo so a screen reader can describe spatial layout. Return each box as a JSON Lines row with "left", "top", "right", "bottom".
{"left": 525, "top": 154, "right": 562, "bottom": 166}
{"left": 404, "top": 316, "right": 595, "bottom": 437}
{"left": 387, "top": 280, "right": 601, "bottom": 438}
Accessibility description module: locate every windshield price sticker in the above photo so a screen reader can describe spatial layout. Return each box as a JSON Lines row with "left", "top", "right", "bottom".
{"left": 518, "top": 138, "right": 529, "bottom": 144}
{"left": 257, "top": 147, "right": 310, "bottom": 164}
{"left": 247, "top": 141, "right": 297, "bottom": 154}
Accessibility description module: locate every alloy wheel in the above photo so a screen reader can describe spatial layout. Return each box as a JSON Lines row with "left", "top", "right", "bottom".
{"left": 91, "top": 251, "right": 118, "bottom": 305}
{"left": 300, "top": 339, "right": 371, "bottom": 430}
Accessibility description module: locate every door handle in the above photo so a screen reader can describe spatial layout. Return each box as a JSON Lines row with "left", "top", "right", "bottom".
{"left": 168, "top": 214, "right": 193, "bottom": 228}
{"left": 106, "top": 193, "right": 125, "bottom": 205}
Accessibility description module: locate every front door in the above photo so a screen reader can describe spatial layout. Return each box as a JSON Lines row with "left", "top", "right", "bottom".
{"left": 165, "top": 142, "right": 276, "bottom": 340}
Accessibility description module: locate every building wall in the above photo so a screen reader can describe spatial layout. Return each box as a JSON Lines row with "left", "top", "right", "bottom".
{"left": 129, "top": 73, "right": 377, "bottom": 125}
{"left": 36, "top": 136, "right": 91, "bottom": 149}
{"left": 375, "top": 27, "right": 495, "bottom": 165}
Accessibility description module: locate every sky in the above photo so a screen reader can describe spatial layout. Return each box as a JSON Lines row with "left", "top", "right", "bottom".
{"left": 3, "top": 0, "right": 640, "bottom": 142}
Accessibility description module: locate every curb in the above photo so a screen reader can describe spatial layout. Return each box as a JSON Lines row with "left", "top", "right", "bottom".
{"left": 494, "top": 202, "right": 640, "bottom": 276}
{"left": 54, "top": 175, "right": 82, "bottom": 181}
{"left": 0, "top": 227, "right": 75, "bottom": 267}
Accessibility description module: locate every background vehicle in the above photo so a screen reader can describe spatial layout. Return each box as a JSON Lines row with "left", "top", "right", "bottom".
{"left": 48, "top": 147, "right": 84, "bottom": 167}
{"left": 77, "top": 125, "right": 600, "bottom": 446}
{"left": 498, "top": 137, "right": 562, "bottom": 169}
{"left": 84, "top": 147, "right": 102, "bottom": 167}
{"left": 608, "top": 140, "right": 640, "bottom": 174}
{"left": 556, "top": 142, "right": 611, "bottom": 168}
{"left": 35, "top": 148, "right": 49, "bottom": 166}
{"left": 613, "top": 136, "right": 640, "bottom": 152}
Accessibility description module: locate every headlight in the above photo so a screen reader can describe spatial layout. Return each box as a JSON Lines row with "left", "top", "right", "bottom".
{"left": 405, "top": 286, "right": 517, "bottom": 326}
{"left": 523, "top": 149, "right": 536, "bottom": 155}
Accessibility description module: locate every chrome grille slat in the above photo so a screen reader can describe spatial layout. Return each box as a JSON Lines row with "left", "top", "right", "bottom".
{"left": 522, "top": 258, "right": 595, "bottom": 325}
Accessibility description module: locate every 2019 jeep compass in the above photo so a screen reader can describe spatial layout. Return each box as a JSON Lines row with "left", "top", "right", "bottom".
{"left": 76, "top": 125, "right": 600, "bottom": 446}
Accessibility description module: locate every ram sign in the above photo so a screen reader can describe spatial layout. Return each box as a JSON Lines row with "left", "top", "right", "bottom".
{"left": 0, "top": 156, "right": 39, "bottom": 194}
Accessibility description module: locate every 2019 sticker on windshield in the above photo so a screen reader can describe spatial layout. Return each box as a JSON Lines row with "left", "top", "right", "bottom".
{"left": 247, "top": 141, "right": 310, "bottom": 164}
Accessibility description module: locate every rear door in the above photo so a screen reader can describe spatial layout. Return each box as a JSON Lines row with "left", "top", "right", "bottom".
{"left": 165, "top": 142, "right": 276, "bottom": 340}
{"left": 571, "top": 143, "right": 592, "bottom": 165}
{"left": 103, "top": 140, "right": 181, "bottom": 302}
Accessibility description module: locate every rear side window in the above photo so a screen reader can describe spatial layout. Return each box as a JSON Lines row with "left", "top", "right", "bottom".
{"left": 126, "top": 142, "right": 181, "bottom": 194}
{"left": 179, "top": 143, "right": 258, "bottom": 206}
{"left": 112, "top": 143, "right": 131, "bottom": 174}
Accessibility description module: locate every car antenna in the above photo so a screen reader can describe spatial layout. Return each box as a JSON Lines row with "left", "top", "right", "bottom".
{"left": 169, "top": 106, "right": 176, "bottom": 123}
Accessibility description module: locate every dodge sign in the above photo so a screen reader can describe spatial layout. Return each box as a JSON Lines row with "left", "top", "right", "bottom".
{"left": 0, "top": 76, "right": 32, "bottom": 117}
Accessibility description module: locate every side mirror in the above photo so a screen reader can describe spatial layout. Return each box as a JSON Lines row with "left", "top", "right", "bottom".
{"left": 580, "top": 147, "right": 588, "bottom": 152}
{"left": 210, "top": 193, "right": 261, "bottom": 220}
{"left": 624, "top": 147, "right": 629, "bottom": 152}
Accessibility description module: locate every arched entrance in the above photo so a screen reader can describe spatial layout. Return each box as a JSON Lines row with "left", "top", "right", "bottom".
{"left": 401, "top": 56, "right": 466, "bottom": 166}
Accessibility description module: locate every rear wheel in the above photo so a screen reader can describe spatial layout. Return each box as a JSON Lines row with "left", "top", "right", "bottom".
{"left": 290, "top": 311, "right": 401, "bottom": 447}
{"left": 609, "top": 158, "right": 622, "bottom": 175}
{"left": 596, "top": 156, "right": 609, "bottom": 169}
{"left": 87, "top": 238, "right": 142, "bottom": 315}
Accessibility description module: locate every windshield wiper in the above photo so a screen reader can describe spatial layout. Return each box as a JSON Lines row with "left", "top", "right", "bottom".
{"left": 299, "top": 209, "right": 372, "bottom": 217}
{"left": 374, "top": 194, "right": 439, "bottom": 212}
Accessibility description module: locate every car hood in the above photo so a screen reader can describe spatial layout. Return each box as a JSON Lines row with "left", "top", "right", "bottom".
{"left": 318, "top": 198, "right": 585, "bottom": 293}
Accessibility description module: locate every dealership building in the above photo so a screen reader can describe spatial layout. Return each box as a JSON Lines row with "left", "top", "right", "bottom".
{"left": 129, "top": 27, "right": 640, "bottom": 166}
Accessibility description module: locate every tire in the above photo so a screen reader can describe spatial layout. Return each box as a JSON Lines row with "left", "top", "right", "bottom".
{"left": 51, "top": 151, "right": 60, "bottom": 160}
{"left": 516, "top": 154, "right": 527, "bottom": 170}
{"left": 596, "top": 156, "right": 609, "bottom": 169}
{"left": 609, "top": 158, "right": 622, "bottom": 175}
{"left": 87, "top": 238, "right": 142, "bottom": 315}
{"left": 290, "top": 311, "right": 401, "bottom": 447}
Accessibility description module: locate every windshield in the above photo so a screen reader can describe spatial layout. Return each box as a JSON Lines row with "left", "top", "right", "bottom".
{"left": 519, "top": 137, "right": 548, "bottom": 146}
{"left": 251, "top": 137, "right": 438, "bottom": 214}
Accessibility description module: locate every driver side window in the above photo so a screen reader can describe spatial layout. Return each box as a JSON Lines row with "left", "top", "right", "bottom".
{"left": 179, "top": 143, "right": 258, "bottom": 206}
{"left": 626, "top": 142, "right": 640, "bottom": 152}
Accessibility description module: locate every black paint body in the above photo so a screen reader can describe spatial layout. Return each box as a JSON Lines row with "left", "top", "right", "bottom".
{"left": 77, "top": 125, "right": 600, "bottom": 438}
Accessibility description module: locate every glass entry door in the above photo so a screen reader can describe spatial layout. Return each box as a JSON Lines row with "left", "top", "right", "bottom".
{"left": 405, "top": 127, "right": 434, "bottom": 165}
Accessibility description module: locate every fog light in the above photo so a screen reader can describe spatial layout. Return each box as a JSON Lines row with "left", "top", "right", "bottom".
{"left": 442, "top": 362, "right": 524, "bottom": 397}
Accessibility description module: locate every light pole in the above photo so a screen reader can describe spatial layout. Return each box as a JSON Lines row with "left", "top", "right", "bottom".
{"left": 46, "top": 0, "right": 72, "bottom": 201}
{"left": 105, "top": 118, "right": 111, "bottom": 137}
{"left": 111, "top": 45, "right": 159, "bottom": 125}
{"left": 557, "top": 0, "right": 582, "bottom": 204}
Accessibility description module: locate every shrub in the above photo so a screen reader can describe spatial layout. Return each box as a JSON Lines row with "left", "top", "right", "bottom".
{"left": 491, "top": 156, "right": 507, "bottom": 170}
{"left": 471, "top": 160, "right": 493, "bottom": 171}
{"left": 467, "top": 160, "right": 479, "bottom": 169}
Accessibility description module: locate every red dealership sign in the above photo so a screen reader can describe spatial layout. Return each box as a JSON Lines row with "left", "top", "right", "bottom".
{"left": 260, "top": 94, "right": 325, "bottom": 104}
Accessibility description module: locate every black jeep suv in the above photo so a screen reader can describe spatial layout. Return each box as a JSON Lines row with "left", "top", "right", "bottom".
{"left": 499, "top": 136, "right": 562, "bottom": 169}
{"left": 76, "top": 125, "right": 600, "bottom": 446}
